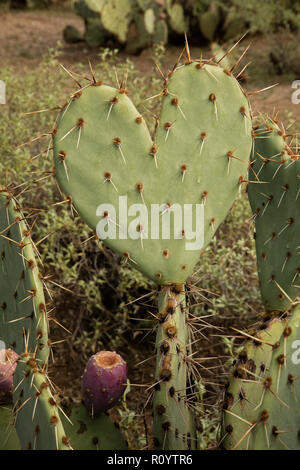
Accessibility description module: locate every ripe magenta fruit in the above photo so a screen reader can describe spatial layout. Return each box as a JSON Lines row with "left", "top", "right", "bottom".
{"left": 82, "top": 351, "right": 127, "bottom": 415}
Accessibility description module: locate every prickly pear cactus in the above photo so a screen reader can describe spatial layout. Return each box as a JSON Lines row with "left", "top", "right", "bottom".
{"left": 101, "top": 0, "right": 133, "bottom": 43}
{"left": 223, "top": 304, "right": 300, "bottom": 450}
{"left": 0, "top": 191, "right": 68, "bottom": 450}
{"left": 199, "top": 7, "right": 220, "bottom": 42}
{"left": 0, "top": 192, "right": 126, "bottom": 450}
{"left": 53, "top": 61, "right": 252, "bottom": 284}
{"left": 222, "top": 117, "right": 300, "bottom": 450}
{"left": 167, "top": 3, "right": 187, "bottom": 35}
{"left": 248, "top": 119, "right": 300, "bottom": 311}
{"left": 0, "top": 192, "right": 49, "bottom": 361}
{"left": 52, "top": 50, "right": 253, "bottom": 449}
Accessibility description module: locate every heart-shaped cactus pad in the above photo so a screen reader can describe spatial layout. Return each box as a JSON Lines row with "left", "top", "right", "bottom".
{"left": 249, "top": 120, "right": 300, "bottom": 311}
{"left": 53, "top": 60, "right": 253, "bottom": 284}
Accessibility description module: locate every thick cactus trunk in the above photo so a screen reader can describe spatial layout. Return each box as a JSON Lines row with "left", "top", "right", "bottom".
{"left": 153, "top": 283, "right": 196, "bottom": 450}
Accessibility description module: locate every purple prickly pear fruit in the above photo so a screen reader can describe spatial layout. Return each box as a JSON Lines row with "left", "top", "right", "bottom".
{"left": 0, "top": 349, "right": 19, "bottom": 404}
{"left": 82, "top": 351, "right": 127, "bottom": 415}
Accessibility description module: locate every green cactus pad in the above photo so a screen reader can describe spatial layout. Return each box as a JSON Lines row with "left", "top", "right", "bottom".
{"left": 84, "top": 17, "right": 108, "bottom": 47}
{"left": 144, "top": 8, "right": 155, "bottom": 35}
{"left": 62, "top": 403, "right": 127, "bottom": 450}
{"left": 153, "top": 18, "right": 168, "bottom": 44}
{"left": 0, "top": 192, "right": 69, "bottom": 449}
{"left": 0, "top": 192, "right": 49, "bottom": 363}
{"left": 211, "top": 42, "right": 234, "bottom": 71}
{"left": 13, "top": 360, "right": 70, "bottom": 450}
{"left": 126, "top": 12, "right": 151, "bottom": 54}
{"left": 53, "top": 60, "right": 252, "bottom": 285}
{"left": 199, "top": 11, "right": 220, "bottom": 42}
{"left": 101, "top": 0, "right": 132, "bottom": 43}
{"left": 222, "top": 315, "right": 285, "bottom": 449}
{"left": 168, "top": 3, "right": 187, "bottom": 34}
{"left": 223, "top": 304, "right": 300, "bottom": 450}
{"left": 0, "top": 406, "right": 20, "bottom": 450}
{"left": 249, "top": 121, "right": 300, "bottom": 311}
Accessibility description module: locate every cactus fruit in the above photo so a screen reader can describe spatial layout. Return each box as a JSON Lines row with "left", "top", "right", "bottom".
{"left": 248, "top": 120, "right": 300, "bottom": 311}
{"left": 0, "top": 349, "right": 19, "bottom": 404}
{"left": 82, "top": 351, "right": 127, "bottom": 415}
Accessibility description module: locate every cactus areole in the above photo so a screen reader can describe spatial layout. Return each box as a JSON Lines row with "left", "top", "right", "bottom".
{"left": 82, "top": 351, "right": 127, "bottom": 415}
